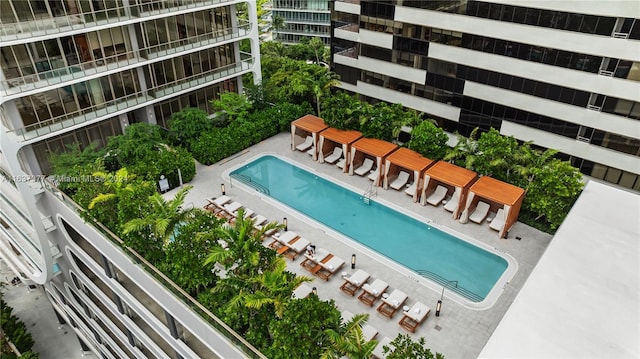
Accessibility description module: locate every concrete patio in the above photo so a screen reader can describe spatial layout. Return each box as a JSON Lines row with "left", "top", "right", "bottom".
{"left": 171, "top": 132, "right": 553, "bottom": 359}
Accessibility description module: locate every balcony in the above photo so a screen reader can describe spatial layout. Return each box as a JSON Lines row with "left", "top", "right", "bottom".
{"left": 7, "top": 55, "right": 254, "bottom": 142}
{"left": 334, "top": 23, "right": 359, "bottom": 42}
{"left": 1, "top": 22, "right": 251, "bottom": 99}
{"left": 336, "top": 47, "right": 359, "bottom": 59}
{"left": 0, "top": 0, "right": 235, "bottom": 41}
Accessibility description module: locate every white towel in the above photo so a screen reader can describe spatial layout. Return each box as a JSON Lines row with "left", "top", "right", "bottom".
{"left": 329, "top": 265, "right": 334, "bottom": 270}
{"left": 414, "top": 308, "right": 421, "bottom": 314}
{"left": 354, "top": 280, "right": 360, "bottom": 285}
{"left": 393, "top": 300, "right": 399, "bottom": 307}
{"left": 373, "top": 289, "right": 379, "bottom": 295}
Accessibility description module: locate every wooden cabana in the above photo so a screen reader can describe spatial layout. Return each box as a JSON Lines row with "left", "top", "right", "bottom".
{"left": 460, "top": 176, "right": 526, "bottom": 239}
{"left": 383, "top": 148, "right": 435, "bottom": 202}
{"left": 349, "top": 138, "right": 398, "bottom": 186}
{"left": 290, "top": 115, "right": 328, "bottom": 161}
{"left": 318, "top": 128, "right": 363, "bottom": 172}
{"left": 421, "top": 161, "right": 477, "bottom": 219}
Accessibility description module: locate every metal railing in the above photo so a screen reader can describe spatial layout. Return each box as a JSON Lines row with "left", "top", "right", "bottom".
{"left": 9, "top": 55, "right": 255, "bottom": 141}
{"left": 230, "top": 173, "right": 270, "bottom": 195}
{"left": 0, "top": 21, "right": 251, "bottom": 97}
{"left": 40, "top": 178, "right": 268, "bottom": 359}
{"left": 414, "top": 269, "right": 484, "bottom": 302}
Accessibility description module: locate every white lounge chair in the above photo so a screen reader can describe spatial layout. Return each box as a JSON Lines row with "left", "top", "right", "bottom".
{"left": 368, "top": 168, "right": 379, "bottom": 181}
{"left": 292, "top": 283, "right": 314, "bottom": 299}
{"left": 211, "top": 195, "right": 231, "bottom": 207}
{"left": 490, "top": 208, "right": 506, "bottom": 231}
{"left": 252, "top": 215, "right": 268, "bottom": 227}
{"left": 399, "top": 302, "right": 431, "bottom": 333}
{"left": 296, "top": 135, "right": 313, "bottom": 152}
{"left": 355, "top": 158, "right": 374, "bottom": 176}
{"left": 404, "top": 182, "right": 417, "bottom": 197}
{"left": 324, "top": 147, "right": 343, "bottom": 164}
{"left": 426, "top": 185, "right": 448, "bottom": 206}
{"left": 336, "top": 158, "right": 346, "bottom": 169}
{"left": 223, "top": 201, "right": 242, "bottom": 214}
{"left": 340, "top": 269, "right": 370, "bottom": 296}
{"left": 444, "top": 192, "right": 459, "bottom": 212}
{"left": 377, "top": 289, "right": 408, "bottom": 318}
{"left": 315, "top": 255, "right": 345, "bottom": 281}
{"left": 372, "top": 336, "right": 392, "bottom": 359}
{"left": 390, "top": 171, "right": 410, "bottom": 190}
{"left": 358, "top": 278, "right": 389, "bottom": 307}
{"left": 469, "top": 201, "right": 491, "bottom": 224}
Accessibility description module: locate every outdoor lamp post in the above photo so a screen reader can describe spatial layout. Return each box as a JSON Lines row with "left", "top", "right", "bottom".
{"left": 436, "top": 286, "right": 445, "bottom": 317}
{"left": 283, "top": 217, "right": 288, "bottom": 231}
{"left": 351, "top": 254, "right": 356, "bottom": 269}
{"left": 312, "top": 287, "right": 317, "bottom": 296}
{"left": 221, "top": 183, "right": 226, "bottom": 195}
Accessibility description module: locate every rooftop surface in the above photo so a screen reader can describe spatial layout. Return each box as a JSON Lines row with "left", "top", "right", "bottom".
{"left": 172, "top": 133, "right": 554, "bottom": 358}
{"left": 479, "top": 181, "right": 640, "bottom": 358}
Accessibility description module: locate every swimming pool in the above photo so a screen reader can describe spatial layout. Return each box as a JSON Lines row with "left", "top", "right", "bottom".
{"left": 230, "top": 155, "right": 508, "bottom": 302}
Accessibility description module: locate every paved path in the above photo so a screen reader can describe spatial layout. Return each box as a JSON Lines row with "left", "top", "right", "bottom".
{"left": 1, "top": 257, "right": 85, "bottom": 359}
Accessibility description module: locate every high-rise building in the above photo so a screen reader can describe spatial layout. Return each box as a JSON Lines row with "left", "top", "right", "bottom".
{"left": 331, "top": 0, "right": 640, "bottom": 190}
{"left": 0, "top": 1, "right": 262, "bottom": 357}
{"left": 273, "top": 0, "right": 331, "bottom": 45}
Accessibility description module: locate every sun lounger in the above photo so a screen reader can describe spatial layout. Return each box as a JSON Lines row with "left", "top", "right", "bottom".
{"left": 372, "top": 336, "right": 392, "bottom": 359}
{"left": 324, "top": 147, "right": 343, "bottom": 164}
{"left": 282, "top": 236, "right": 311, "bottom": 260}
{"left": 377, "top": 289, "right": 408, "bottom": 318}
{"left": 292, "top": 283, "right": 314, "bottom": 299}
{"left": 296, "top": 136, "right": 313, "bottom": 152}
{"left": 404, "top": 182, "right": 417, "bottom": 197}
{"left": 469, "top": 201, "right": 491, "bottom": 224}
{"left": 307, "top": 147, "right": 315, "bottom": 156}
{"left": 252, "top": 215, "right": 268, "bottom": 227}
{"left": 211, "top": 195, "right": 231, "bottom": 207}
{"left": 269, "top": 231, "right": 299, "bottom": 250}
{"left": 358, "top": 279, "right": 389, "bottom": 307}
{"left": 336, "top": 158, "right": 346, "bottom": 169}
{"left": 368, "top": 168, "right": 379, "bottom": 181}
{"left": 223, "top": 201, "right": 242, "bottom": 214}
{"left": 444, "top": 192, "right": 459, "bottom": 212}
{"left": 426, "top": 185, "right": 448, "bottom": 206}
{"left": 300, "top": 248, "right": 330, "bottom": 271}
{"left": 204, "top": 195, "right": 232, "bottom": 214}
{"left": 354, "top": 158, "right": 374, "bottom": 176}
{"left": 490, "top": 207, "right": 506, "bottom": 231}
{"left": 399, "top": 302, "right": 431, "bottom": 333}
{"left": 341, "top": 310, "right": 379, "bottom": 342}
{"left": 340, "top": 269, "right": 370, "bottom": 296}
{"left": 233, "top": 207, "right": 254, "bottom": 219}
{"left": 390, "top": 171, "right": 410, "bottom": 190}
{"left": 314, "top": 255, "right": 345, "bottom": 281}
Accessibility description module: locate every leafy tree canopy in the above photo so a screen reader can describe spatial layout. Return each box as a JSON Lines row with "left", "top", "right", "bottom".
{"left": 383, "top": 334, "right": 444, "bottom": 359}
{"left": 407, "top": 120, "right": 449, "bottom": 160}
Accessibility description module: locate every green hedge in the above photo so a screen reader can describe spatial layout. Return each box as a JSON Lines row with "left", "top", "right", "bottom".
{"left": 1, "top": 299, "right": 38, "bottom": 357}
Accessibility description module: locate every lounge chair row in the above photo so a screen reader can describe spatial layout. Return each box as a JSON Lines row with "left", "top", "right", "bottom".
{"left": 338, "top": 269, "right": 431, "bottom": 333}
{"left": 204, "top": 195, "right": 277, "bottom": 237}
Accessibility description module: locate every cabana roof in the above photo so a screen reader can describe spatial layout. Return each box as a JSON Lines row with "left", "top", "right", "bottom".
{"left": 291, "top": 115, "right": 328, "bottom": 133}
{"left": 386, "top": 148, "right": 434, "bottom": 172}
{"left": 469, "top": 176, "right": 525, "bottom": 206}
{"left": 320, "top": 128, "right": 363, "bottom": 144}
{"left": 352, "top": 138, "right": 398, "bottom": 158}
{"left": 425, "top": 161, "right": 477, "bottom": 188}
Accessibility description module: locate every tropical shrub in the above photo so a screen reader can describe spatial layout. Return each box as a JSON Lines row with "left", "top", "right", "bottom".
{"left": 383, "top": 334, "right": 444, "bottom": 359}
{"left": 407, "top": 120, "right": 449, "bottom": 160}
{"left": 167, "top": 107, "right": 214, "bottom": 148}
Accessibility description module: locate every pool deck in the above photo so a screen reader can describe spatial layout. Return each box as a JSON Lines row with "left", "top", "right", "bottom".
{"left": 169, "top": 133, "right": 553, "bottom": 359}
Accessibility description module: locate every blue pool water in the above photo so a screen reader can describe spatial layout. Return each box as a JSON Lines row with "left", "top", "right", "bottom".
{"left": 231, "top": 155, "right": 507, "bottom": 301}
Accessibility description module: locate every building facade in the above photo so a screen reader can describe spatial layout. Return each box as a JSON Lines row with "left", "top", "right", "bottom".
{"left": 273, "top": 0, "right": 331, "bottom": 45}
{"left": 331, "top": 0, "right": 640, "bottom": 190}
{"left": 0, "top": 0, "right": 263, "bottom": 357}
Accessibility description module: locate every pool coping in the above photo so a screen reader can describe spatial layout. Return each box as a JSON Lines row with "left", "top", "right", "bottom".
{"left": 223, "top": 153, "right": 518, "bottom": 311}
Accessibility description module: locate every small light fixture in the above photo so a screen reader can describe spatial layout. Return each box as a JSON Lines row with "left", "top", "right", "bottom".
{"left": 312, "top": 287, "right": 317, "bottom": 295}
{"left": 351, "top": 254, "right": 356, "bottom": 269}
{"left": 435, "top": 300, "right": 442, "bottom": 317}
{"left": 221, "top": 183, "right": 226, "bottom": 195}
{"left": 283, "top": 217, "right": 288, "bottom": 231}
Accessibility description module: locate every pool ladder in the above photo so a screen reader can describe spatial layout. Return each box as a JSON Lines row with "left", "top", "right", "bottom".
{"left": 362, "top": 183, "right": 377, "bottom": 205}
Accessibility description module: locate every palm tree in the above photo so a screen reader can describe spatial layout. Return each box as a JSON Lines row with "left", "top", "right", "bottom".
{"left": 88, "top": 167, "right": 135, "bottom": 209}
{"left": 512, "top": 142, "right": 558, "bottom": 188}
{"left": 322, "top": 313, "right": 379, "bottom": 359}
{"left": 235, "top": 257, "right": 313, "bottom": 318}
{"left": 122, "top": 185, "right": 197, "bottom": 248}
{"left": 202, "top": 208, "right": 282, "bottom": 276}
{"left": 271, "top": 14, "right": 285, "bottom": 41}
{"left": 443, "top": 128, "right": 481, "bottom": 169}
{"left": 310, "top": 69, "right": 341, "bottom": 117}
